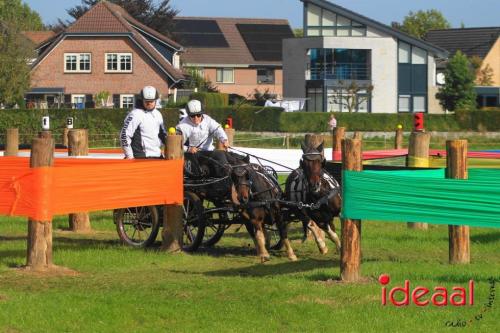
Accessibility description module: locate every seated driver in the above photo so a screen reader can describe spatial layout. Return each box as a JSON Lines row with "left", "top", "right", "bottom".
{"left": 176, "top": 100, "right": 230, "bottom": 178}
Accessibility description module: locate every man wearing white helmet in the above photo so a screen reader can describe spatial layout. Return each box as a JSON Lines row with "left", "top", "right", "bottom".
{"left": 176, "top": 99, "right": 229, "bottom": 177}
{"left": 120, "top": 86, "right": 166, "bottom": 159}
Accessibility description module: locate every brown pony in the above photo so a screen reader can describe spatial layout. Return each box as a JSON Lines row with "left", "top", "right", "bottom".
{"left": 285, "top": 142, "right": 342, "bottom": 255}
{"left": 231, "top": 164, "right": 297, "bottom": 263}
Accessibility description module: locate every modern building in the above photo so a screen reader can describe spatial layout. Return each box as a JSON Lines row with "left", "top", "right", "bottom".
{"left": 172, "top": 17, "right": 294, "bottom": 98}
{"left": 27, "top": 1, "right": 184, "bottom": 109}
{"left": 425, "top": 27, "right": 500, "bottom": 107}
{"left": 283, "top": 0, "right": 449, "bottom": 113}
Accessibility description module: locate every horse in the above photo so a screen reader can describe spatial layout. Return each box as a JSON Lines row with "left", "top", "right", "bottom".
{"left": 285, "top": 141, "right": 342, "bottom": 255}
{"left": 230, "top": 163, "right": 297, "bottom": 263}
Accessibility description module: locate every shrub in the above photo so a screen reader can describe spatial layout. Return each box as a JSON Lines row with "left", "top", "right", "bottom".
{"left": 189, "top": 92, "right": 229, "bottom": 108}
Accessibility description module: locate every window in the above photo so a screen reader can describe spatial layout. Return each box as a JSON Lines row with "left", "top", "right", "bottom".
{"left": 398, "top": 43, "right": 411, "bottom": 64}
{"left": 64, "top": 53, "right": 91, "bottom": 73}
{"left": 72, "top": 94, "right": 85, "bottom": 109}
{"left": 412, "top": 47, "right": 427, "bottom": 64}
{"left": 216, "top": 68, "right": 234, "bottom": 83}
{"left": 306, "top": 5, "right": 366, "bottom": 37}
{"left": 120, "top": 94, "right": 135, "bottom": 109}
{"left": 257, "top": 69, "right": 275, "bottom": 84}
{"left": 398, "top": 95, "right": 411, "bottom": 112}
{"left": 106, "top": 53, "right": 133, "bottom": 72}
{"left": 413, "top": 96, "right": 426, "bottom": 112}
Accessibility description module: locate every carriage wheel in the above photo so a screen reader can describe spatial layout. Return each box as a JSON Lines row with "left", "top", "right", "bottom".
{"left": 244, "top": 222, "right": 284, "bottom": 251}
{"left": 182, "top": 192, "right": 205, "bottom": 252}
{"left": 115, "top": 206, "right": 160, "bottom": 248}
{"left": 201, "top": 199, "right": 229, "bottom": 247}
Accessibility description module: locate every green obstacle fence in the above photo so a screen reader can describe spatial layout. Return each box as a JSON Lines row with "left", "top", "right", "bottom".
{"left": 342, "top": 168, "right": 500, "bottom": 228}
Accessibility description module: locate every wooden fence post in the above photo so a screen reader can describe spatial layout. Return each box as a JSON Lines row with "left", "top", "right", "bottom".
{"left": 332, "top": 127, "right": 345, "bottom": 161}
{"left": 63, "top": 128, "right": 70, "bottom": 147}
{"left": 394, "top": 128, "right": 403, "bottom": 149}
{"left": 26, "top": 134, "right": 55, "bottom": 270}
{"left": 162, "top": 134, "right": 184, "bottom": 252}
{"left": 68, "top": 129, "right": 91, "bottom": 232}
{"left": 341, "top": 138, "right": 362, "bottom": 282}
{"left": 5, "top": 128, "right": 19, "bottom": 156}
{"left": 447, "top": 140, "right": 470, "bottom": 264}
{"left": 407, "top": 131, "right": 430, "bottom": 230}
{"left": 217, "top": 128, "right": 235, "bottom": 150}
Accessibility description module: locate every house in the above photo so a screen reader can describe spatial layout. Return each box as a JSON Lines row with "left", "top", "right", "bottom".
{"left": 425, "top": 27, "right": 500, "bottom": 107}
{"left": 22, "top": 31, "right": 56, "bottom": 45}
{"left": 283, "top": 0, "right": 449, "bottom": 113}
{"left": 171, "top": 17, "right": 294, "bottom": 98}
{"left": 27, "top": 0, "right": 184, "bottom": 109}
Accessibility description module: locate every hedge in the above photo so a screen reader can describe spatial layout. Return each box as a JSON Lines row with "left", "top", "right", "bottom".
{"left": 0, "top": 108, "right": 498, "bottom": 143}
{"left": 189, "top": 92, "right": 229, "bottom": 108}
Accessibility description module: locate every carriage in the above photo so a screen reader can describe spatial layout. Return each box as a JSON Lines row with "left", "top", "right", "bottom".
{"left": 113, "top": 153, "right": 285, "bottom": 251}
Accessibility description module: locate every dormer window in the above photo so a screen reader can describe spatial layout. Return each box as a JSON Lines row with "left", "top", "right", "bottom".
{"left": 105, "top": 53, "right": 133, "bottom": 73}
{"left": 64, "top": 53, "right": 91, "bottom": 73}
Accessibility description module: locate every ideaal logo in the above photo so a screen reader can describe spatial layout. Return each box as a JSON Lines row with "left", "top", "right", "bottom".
{"left": 378, "top": 274, "right": 496, "bottom": 328}
{"left": 378, "top": 274, "right": 474, "bottom": 306}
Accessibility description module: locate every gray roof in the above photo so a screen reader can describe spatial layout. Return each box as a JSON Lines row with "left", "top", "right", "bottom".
{"left": 424, "top": 27, "right": 500, "bottom": 59}
{"left": 302, "top": 0, "right": 449, "bottom": 58}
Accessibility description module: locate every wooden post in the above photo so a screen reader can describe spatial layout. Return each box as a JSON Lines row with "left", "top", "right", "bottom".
{"left": 68, "top": 129, "right": 91, "bottom": 232}
{"left": 217, "top": 128, "right": 235, "bottom": 150}
{"left": 447, "top": 140, "right": 470, "bottom": 264}
{"left": 5, "top": 128, "right": 19, "bottom": 156}
{"left": 285, "top": 135, "right": 290, "bottom": 149}
{"left": 340, "top": 138, "right": 362, "bottom": 282}
{"left": 26, "top": 134, "right": 54, "bottom": 271}
{"left": 394, "top": 128, "right": 403, "bottom": 149}
{"left": 162, "top": 134, "right": 184, "bottom": 252}
{"left": 332, "top": 127, "right": 345, "bottom": 161}
{"left": 407, "top": 131, "right": 431, "bottom": 230}
{"left": 63, "top": 128, "right": 70, "bottom": 147}
{"left": 225, "top": 128, "right": 235, "bottom": 147}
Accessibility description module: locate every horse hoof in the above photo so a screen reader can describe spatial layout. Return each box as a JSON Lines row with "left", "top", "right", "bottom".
{"left": 260, "top": 256, "right": 271, "bottom": 263}
{"left": 288, "top": 255, "right": 298, "bottom": 261}
{"left": 320, "top": 247, "right": 328, "bottom": 255}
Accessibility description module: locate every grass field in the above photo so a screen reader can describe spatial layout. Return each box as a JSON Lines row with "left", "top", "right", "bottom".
{"left": 234, "top": 133, "right": 500, "bottom": 151}
{"left": 0, "top": 212, "right": 498, "bottom": 332}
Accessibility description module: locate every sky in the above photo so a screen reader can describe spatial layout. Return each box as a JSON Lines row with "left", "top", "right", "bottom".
{"left": 26, "top": 0, "right": 500, "bottom": 29}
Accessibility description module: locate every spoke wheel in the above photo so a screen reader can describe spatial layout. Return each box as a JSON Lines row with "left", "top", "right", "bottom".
{"left": 202, "top": 210, "right": 227, "bottom": 247}
{"left": 115, "top": 206, "right": 160, "bottom": 248}
{"left": 182, "top": 192, "right": 205, "bottom": 252}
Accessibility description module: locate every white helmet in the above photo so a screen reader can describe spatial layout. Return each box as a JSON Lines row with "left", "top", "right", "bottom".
{"left": 186, "top": 99, "right": 204, "bottom": 116}
{"left": 179, "top": 108, "right": 187, "bottom": 121}
{"left": 140, "top": 86, "right": 159, "bottom": 101}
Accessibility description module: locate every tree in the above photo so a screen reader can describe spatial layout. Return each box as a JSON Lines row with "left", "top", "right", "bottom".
{"left": 0, "top": 21, "right": 35, "bottom": 105}
{"left": 470, "top": 56, "right": 494, "bottom": 86}
{"left": 330, "top": 81, "right": 373, "bottom": 113}
{"left": 66, "top": 0, "right": 178, "bottom": 37}
{"left": 398, "top": 9, "right": 451, "bottom": 39}
{"left": 293, "top": 28, "right": 303, "bottom": 37}
{"left": 182, "top": 68, "right": 218, "bottom": 92}
{"left": 436, "top": 51, "right": 477, "bottom": 111}
{"left": 0, "top": 0, "right": 44, "bottom": 31}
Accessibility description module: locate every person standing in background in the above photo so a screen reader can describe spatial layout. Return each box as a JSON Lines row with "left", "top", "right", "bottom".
{"left": 328, "top": 113, "right": 337, "bottom": 132}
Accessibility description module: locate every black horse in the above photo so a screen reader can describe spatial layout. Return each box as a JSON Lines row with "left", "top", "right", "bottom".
{"left": 285, "top": 141, "right": 342, "bottom": 255}
{"left": 231, "top": 164, "right": 297, "bottom": 263}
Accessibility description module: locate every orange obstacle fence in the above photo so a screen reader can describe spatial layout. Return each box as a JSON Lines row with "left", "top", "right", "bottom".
{"left": 0, "top": 157, "right": 183, "bottom": 221}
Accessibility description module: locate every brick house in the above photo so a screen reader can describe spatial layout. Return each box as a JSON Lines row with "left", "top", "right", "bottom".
{"left": 425, "top": 27, "right": 500, "bottom": 107}
{"left": 27, "top": 1, "right": 184, "bottom": 109}
{"left": 172, "top": 17, "right": 294, "bottom": 98}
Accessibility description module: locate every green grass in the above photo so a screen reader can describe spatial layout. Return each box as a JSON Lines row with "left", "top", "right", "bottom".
{"left": 0, "top": 212, "right": 498, "bottom": 332}
{"left": 233, "top": 133, "right": 500, "bottom": 151}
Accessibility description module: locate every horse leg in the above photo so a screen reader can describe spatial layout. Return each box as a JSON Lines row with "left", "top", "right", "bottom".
{"left": 325, "top": 220, "right": 341, "bottom": 253}
{"left": 280, "top": 222, "right": 297, "bottom": 261}
{"left": 307, "top": 220, "right": 328, "bottom": 255}
{"left": 253, "top": 209, "right": 270, "bottom": 263}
